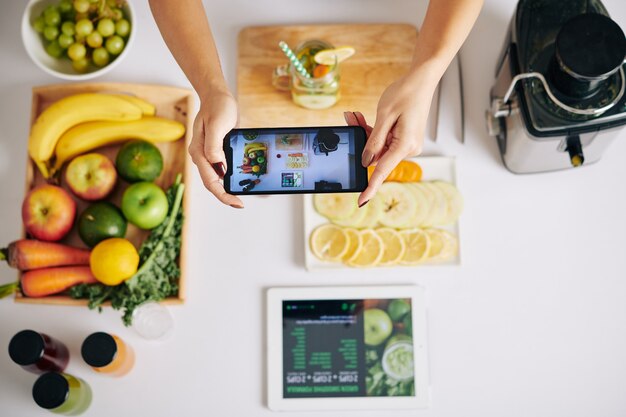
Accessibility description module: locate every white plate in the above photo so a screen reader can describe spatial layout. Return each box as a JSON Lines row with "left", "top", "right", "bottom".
{"left": 303, "top": 156, "right": 461, "bottom": 270}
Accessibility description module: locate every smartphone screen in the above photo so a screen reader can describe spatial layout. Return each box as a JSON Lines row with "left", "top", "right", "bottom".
{"left": 223, "top": 126, "right": 368, "bottom": 195}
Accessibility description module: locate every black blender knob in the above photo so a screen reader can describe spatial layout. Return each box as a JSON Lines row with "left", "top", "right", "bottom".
{"left": 556, "top": 13, "right": 626, "bottom": 81}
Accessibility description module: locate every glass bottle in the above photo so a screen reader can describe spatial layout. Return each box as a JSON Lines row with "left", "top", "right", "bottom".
{"left": 81, "top": 332, "right": 135, "bottom": 376}
{"left": 32, "top": 372, "right": 92, "bottom": 415}
{"left": 8, "top": 330, "right": 69, "bottom": 374}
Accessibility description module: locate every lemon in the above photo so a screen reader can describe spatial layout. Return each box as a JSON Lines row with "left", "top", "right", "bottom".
{"left": 437, "top": 229, "right": 459, "bottom": 262}
{"left": 399, "top": 228, "right": 430, "bottom": 265}
{"left": 347, "top": 229, "right": 384, "bottom": 268}
{"left": 310, "top": 224, "right": 350, "bottom": 261}
{"left": 424, "top": 229, "right": 446, "bottom": 260}
{"left": 314, "top": 46, "right": 356, "bottom": 65}
{"left": 341, "top": 228, "right": 363, "bottom": 263}
{"left": 376, "top": 228, "right": 406, "bottom": 266}
{"left": 90, "top": 238, "right": 139, "bottom": 285}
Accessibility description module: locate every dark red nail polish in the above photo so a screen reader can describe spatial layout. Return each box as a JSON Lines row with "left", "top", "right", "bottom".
{"left": 359, "top": 200, "right": 369, "bottom": 208}
{"left": 212, "top": 162, "right": 226, "bottom": 178}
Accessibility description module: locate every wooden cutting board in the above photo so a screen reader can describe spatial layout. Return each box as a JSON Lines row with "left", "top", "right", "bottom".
{"left": 237, "top": 24, "right": 418, "bottom": 127}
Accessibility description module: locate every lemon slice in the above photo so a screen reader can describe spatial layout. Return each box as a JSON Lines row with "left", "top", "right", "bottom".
{"left": 438, "top": 229, "right": 459, "bottom": 262}
{"left": 399, "top": 228, "right": 430, "bottom": 265}
{"left": 310, "top": 224, "right": 350, "bottom": 261}
{"left": 347, "top": 229, "right": 384, "bottom": 268}
{"left": 314, "top": 46, "right": 356, "bottom": 65}
{"left": 424, "top": 228, "right": 446, "bottom": 260}
{"left": 314, "top": 193, "right": 358, "bottom": 221}
{"left": 342, "top": 228, "right": 363, "bottom": 263}
{"left": 376, "top": 227, "right": 406, "bottom": 266}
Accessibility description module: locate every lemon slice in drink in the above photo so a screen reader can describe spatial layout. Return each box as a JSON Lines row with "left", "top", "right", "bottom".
{"left": 314, "top": 46, "right": 356, "bottom": 65}
{"left": 399, "top": 228, "right": 430, "bottom": 265}
{"left": 376, "top": 227, "right": 406, "bottom": 266}
{"left": 347, "top": 229, "right": 384, "bottom": 268}
{"left": 342, "top": 228, "right": 363, "bottom": 263}
{"left": 310, "top": 224, "right": 350, "bottom": 261}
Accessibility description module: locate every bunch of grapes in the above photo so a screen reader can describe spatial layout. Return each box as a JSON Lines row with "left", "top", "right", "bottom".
{"left": 32, "top": 0, "right": 131, "bottom": 73}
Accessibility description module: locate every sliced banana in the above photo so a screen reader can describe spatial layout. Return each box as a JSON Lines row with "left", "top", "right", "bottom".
{"left": 433, "top": 181, "right": 464, "bottom": 226}
{"left": 314, "top": 193, "right": 358, "bottom": 221}
{"left": 377, "top": 182, "right": 417, "bottom": 228}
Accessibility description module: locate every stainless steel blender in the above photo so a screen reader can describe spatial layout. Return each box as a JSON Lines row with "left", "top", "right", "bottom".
{"left": 486, "top": 0, "right": 626, "bottom": 174}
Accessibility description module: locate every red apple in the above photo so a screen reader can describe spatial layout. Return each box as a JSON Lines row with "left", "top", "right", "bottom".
{"left": 65, "top": 153, "right": 117, "bottom": 201}
{"left": 22, "top": 184, "right": 76, "bottom": 242}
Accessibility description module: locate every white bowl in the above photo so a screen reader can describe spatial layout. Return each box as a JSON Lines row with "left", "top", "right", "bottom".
{"left": 21, "top": 0, "right": 136, "bottom": 80}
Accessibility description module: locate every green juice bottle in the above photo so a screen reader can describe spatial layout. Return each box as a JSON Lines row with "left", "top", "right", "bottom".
{"left": 32, "top": 372, "right": 92, "bottom": 415}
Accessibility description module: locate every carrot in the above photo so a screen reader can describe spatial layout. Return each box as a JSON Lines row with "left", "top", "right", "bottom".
{"left": 21, "top": 266, "right": 97, "bottom": 298}
{"left": 1, "top": 240, "right": 90, "bottom": 270}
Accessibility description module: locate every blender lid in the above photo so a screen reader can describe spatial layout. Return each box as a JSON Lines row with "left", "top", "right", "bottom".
{"left": 511, "top": 0, "right": 626, "bottom": 134}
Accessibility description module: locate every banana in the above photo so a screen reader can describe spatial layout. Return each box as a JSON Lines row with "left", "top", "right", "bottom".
{"left": 53, "top": 116, "right": 186, "bottom": 173}
{"left": 29, "top": 93, "right": 143, "bottom": 178}
{"left": 107, "top": 94, "right": 156, "bottom": 116}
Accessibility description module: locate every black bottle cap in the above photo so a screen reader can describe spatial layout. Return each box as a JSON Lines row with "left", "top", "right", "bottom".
{"left": 8, "top": 330, "right": 44, "bottom": 366}
{"left": 81, "top": 332, "right": 117, "bottom": 368}
{"left": 32, "top": 372, "right": 69, "bottom": 409}
{"left": 556, "top": 13, "right": 626, "bottom": 80}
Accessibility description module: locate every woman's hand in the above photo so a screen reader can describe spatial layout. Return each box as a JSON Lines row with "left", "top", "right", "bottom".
{"left": 188, "top": 88, "right": 244, "bottom": 208}
{"left": 349, "top": 72, "right": 437, "bottom": 207}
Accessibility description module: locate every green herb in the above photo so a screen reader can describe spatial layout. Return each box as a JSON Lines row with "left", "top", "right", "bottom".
{"left": 71, "top": 174, "right": 185, "bottom": 325}
{"left": 0, "top": 281, "right": 18, "bottom": 299}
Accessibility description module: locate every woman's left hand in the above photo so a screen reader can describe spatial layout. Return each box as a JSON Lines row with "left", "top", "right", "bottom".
{"left": 347, "top": 72, "right": 438, "bottom": 207}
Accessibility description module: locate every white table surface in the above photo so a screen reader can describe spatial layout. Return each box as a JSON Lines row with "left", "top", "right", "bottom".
{"left": 1, "top": 1, "right": 626, "bottom": 416}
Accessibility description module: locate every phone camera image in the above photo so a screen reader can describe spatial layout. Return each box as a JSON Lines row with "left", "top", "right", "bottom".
{"left": 223, "top": 126, "right": 367, "bottom": 195}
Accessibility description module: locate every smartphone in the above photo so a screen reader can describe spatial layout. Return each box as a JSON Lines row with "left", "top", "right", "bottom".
{"left": 223, "top": 126, "right": 368, "bottom": 195}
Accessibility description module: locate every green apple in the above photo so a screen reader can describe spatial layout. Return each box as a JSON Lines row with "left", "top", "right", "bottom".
{"left": 121, "top": 182, "right": 168, "bottom": 229}
{"left": 387, "top": 299, "right": 411, "bottom": 322}
{"left": 363, "top": 308, "right": 393, "bottom": 346}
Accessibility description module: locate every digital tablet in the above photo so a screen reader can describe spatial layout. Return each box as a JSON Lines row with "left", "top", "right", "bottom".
{"left": 267, "top": 286, "right": 430, "bottom": 411}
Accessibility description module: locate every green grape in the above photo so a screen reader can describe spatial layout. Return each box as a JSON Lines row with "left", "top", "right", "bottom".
{"left": 72, "top": 57, "right": 89, "bottom": 73}
{"left": 58, "top": 33, "right": 74, "bottom": 49}
{"left": 73, "top": 0, "right": 90, "bottom": 13}
{"left": 92, "top": 47, "right": 110, "bottom": 67}
{"left": 68, "top": 43, "right": 87, "bottom": 61}
{"left": 105, "top": 35, "right": 124, "bottom": 55}
{"left": 44, "top": 9, "right": 61, "bottom": 26}
{"left": 43, "top": 26, "right": 59, "bottom": 41}
{"left": 115, "top": 19, "right": 130, "bottom": 37}
{"left": 44, "top": 5, "right": 59, "bottom": 16}
{"left": 61, "top": 21, "right": 75, "bottom": 36}
{"left": 59, "top": 0, "right": 73, "bottom": 13}
{"left": 111, "top": 8, "right": 123, "bottom": 21}
{"left": 97, "top": 19, "right": 115, "bottom": 37}
{"left": 46, "top": 41, "right": 64, "bottom": 58}
{"left": 86, "top": 32, "right": 103, "bottom": 48}
{"left": 75, "top": 19, "right": 93, "bottom": 36}
{"left": 33, "top": 17, "right": 45, "bottom": 33}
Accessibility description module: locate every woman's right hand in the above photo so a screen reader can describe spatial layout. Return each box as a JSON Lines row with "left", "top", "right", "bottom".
{"left": 188, "top": 88, "right": 244, "bottom": 208}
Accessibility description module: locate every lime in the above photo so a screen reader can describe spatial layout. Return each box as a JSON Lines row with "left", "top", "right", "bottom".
{"left": 116, "top": 140, "right": 164, "bottom": 182}
{"left": 78, "top": 202, "right": 127, "bottom": 247}
{"left": 387, "top": 299, "right": 411, "bottom": 322}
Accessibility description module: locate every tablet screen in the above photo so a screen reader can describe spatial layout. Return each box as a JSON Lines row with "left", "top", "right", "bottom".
{"left": 282, "top": 298, "right": 415, "bottom": 399}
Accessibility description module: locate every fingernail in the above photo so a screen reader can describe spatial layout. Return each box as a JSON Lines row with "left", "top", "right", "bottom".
{"left": 230, "top": 203, "right": 244, "bottom": 209}
{"left": 343, "top": 112, "right": 351, "bottom": 123}
{"left": 212, "top": 162, "right": 226, "bottom": 178}
{"left": 358, "top": 200, "right": 369, "bottom": 208}
{"left": 362, "top": 152, "right": 374, "bottom": 167}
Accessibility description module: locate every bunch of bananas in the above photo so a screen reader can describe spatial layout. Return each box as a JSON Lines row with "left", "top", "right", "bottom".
{"left": 28, "top": 93, "right": 186, "bottom": 178}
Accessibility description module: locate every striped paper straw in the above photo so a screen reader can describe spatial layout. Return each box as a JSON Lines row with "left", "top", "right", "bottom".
{"left": 278, "top": 41, "right": 311, "bottom": 79}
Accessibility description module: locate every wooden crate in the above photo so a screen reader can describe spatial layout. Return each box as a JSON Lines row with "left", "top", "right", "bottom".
{"left": 15, "top": 83, "right": 194, "bottom": 306}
